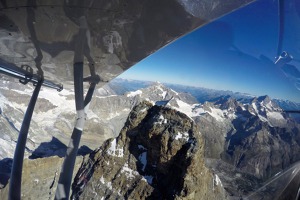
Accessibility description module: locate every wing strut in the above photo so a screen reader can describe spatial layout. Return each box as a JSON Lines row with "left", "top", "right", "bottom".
{"left": 1, "top": 65, "right": 63, "bottom": 200}
{"left": 55, "top": 64, "right": 99, "bottom": 200}
{"left": 55, "top": 15, "right": 100, "bottom": 200}
{"left": 8, "top": 74, "right": 43, "bottom": 200}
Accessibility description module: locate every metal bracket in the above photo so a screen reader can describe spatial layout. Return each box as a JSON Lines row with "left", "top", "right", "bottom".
{"left": 0, "top": 63, "right": 63, "bottom": 91}
{"left": 19, "top": 65, "right": 33, "bottom": 85}
{"left": 83, "top": 74, "right": 101, "bottom": 84}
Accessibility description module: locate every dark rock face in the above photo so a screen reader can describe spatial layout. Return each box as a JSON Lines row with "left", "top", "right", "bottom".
{"left": 223, "top": 115, "right": 300, "bottom": 180}
{"left": 71, "top": 102, "right": 226, "bottom": 200}
{"left": 0, "top": 158, "right": 12, "bottom": 189}
{"left": 214, "top": 97, "right": 300, "bottom": 181}
{"left": 200, "top": 96, "right": 300, "bottom": 197}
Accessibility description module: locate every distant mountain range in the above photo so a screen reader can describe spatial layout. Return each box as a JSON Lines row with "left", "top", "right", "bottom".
{"left": 109, "top": 78, "right": 300, "bottom": 111}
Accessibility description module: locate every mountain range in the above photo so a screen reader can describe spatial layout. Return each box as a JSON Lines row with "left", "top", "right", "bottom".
{"left": 111, "top": 78, "right": 300, "bottom": 112}
{"left": 0, "top": 78, "right": 299, "bottom": 199}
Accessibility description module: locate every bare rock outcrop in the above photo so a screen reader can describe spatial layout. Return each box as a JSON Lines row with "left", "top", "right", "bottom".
{"left": 71, "top": 101, "right": 227, "bottom": 199}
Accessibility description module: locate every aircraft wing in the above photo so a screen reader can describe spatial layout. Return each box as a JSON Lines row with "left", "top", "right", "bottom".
{"left": 0, "top": 0, "right": 256, "bottom": 88}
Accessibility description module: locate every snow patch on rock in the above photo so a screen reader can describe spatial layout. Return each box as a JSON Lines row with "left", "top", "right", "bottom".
{"left": 214, "top": 174, "right": 223, "bottom": 187}
{"left": 207, "top": 108, "right": 224, "bottom": 122}
{"left": 126, "top": 90, "right": 142, "bottom": 97}
{"left": 121, "top": 163, "right": 139, "bottom": 180}
{"left": 107, "top": 138, "right": 124, "bottom": 157}
{"left": 175, "top": 132, "right": 189, "bottom": 141}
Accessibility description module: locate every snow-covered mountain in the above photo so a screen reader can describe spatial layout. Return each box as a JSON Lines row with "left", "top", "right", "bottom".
{"left": 0, "top": 78, "right": 299, "bottom": 198}
{"left": 110, "top": 78, "right": 300, "bottom": 112}
{"left": 0, "top": 79, "right": 133, "bottom": 160}
{"left": 104, "top": 82, "right": 300, "bottom": 197}
{"left": 124, "top": 81, "right": 198, "bottom": 105}
{"left": 273, "top": 98, "right": 300, "bottom": 111}
{"left": 0, "top": 80, "right": 198, "bottom": 160}
{"left": 0, "top": 79, "right": 297, "bottom": 159}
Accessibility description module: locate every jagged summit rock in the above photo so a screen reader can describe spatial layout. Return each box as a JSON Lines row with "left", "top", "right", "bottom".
{"left": 71, "top": 101, "right": 227, "bottom": 200}
{"left": 217, "top": 97, "right": 240, "bottom": 111}
{"left": 94, "top": 84, "right": 117, "bottom": 96}
{"left": 257, "top": 95, "right": 271, "bottom": 103}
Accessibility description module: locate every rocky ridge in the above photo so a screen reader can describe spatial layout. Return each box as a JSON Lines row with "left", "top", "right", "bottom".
{"left": 71, "top": 101, "right": 227, "bottom": 200}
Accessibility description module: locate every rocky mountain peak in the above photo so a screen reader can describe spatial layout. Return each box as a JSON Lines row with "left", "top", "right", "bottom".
{"left": 250, "top": 96, "right": 258, "bottom": 103}
{"left": 94, "top": 84, "right": 117, "bottom": 97}
{"left": 257, "top": 95, "right": 271, "bottom": 104}
{"left": 125, "top": 83, "right": 198, "bottom": 106}
{"left": 71, "top": 101, "right": 227, "bottom": 199}
{"left": 250, "top": 95, "right": 280, "bottom": 111}
{"left": 145, "top": 82, "right": 179, "bottom": 97}
{"left": 216, "top": 96, "right": 240, "bottom": 111}
{"left": 151, "top": 81, "right": 165, "bottom": 88}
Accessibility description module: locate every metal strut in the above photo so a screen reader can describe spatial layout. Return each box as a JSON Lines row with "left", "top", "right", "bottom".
{"left": 8, "top": 76, "right": 43, "bottom": 200}
{"left": 0, "top": 63, "right": 63, "bottom": 200}
{"left": 55, "top": 15, "right": 99, "bottom": 199}
{"left": 55, "top": 64, "right": 99, "bottom": 200}
{"left": 5, "top": 2, "right": 63, "bottom": 199}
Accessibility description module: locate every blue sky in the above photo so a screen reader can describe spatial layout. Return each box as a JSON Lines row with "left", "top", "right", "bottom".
{"left": 119, "top": 0, "right": 300, "bottom": 102}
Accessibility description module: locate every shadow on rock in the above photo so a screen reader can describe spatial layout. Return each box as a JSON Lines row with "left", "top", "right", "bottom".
{"left": 77, "top": 145, "right": 93, "bottom": 156}
{"left": 0, "top": 158, "right": 13, "bottom": 189}
{"left": 29, "top": 137, "right": 93, "bottom": 159}
{"left": 29, "top": 137, "right": 67, "bottom": 159}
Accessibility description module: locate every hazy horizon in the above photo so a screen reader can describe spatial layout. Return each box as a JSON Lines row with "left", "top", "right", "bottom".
{"left": 113, "top": 77, "right": 300, "bottom": 103}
